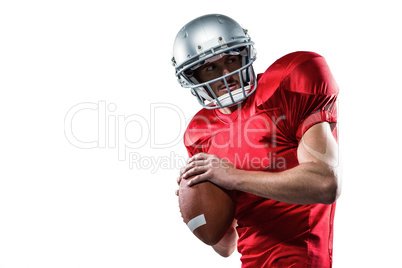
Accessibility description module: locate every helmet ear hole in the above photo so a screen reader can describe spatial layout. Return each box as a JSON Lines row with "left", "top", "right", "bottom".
{"left": 184, "top": 68, "right": 194, "bottom": 77}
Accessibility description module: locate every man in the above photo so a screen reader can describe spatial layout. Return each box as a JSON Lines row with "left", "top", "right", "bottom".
{"left": 173, "top": 14, "right": 340, "bottom": 267}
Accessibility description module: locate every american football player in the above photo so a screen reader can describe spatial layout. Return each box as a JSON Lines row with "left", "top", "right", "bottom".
{"left": 173, "top": 14, "right": 341, "bottom": 267}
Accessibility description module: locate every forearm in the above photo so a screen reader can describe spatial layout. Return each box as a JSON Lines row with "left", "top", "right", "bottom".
{"left": 212, "top": 220, "right": 238, "bottom": 257}
{"left": 233, "top": 161, "right": 340, "bottom": 205}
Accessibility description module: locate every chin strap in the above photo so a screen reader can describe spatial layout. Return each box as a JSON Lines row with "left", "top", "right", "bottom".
{"left": 209, "top": 85, "right": 251, "bottom": 107}
{"left": 192, "top": 87, "right": 214, "bottom": 102}
{"left": 192, "top": 84, "right": 252, "bottom": 108}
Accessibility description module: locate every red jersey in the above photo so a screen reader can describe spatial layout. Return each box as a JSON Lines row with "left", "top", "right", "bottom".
{"left": 183, "top": 51, "right": 339, "bottom": 267}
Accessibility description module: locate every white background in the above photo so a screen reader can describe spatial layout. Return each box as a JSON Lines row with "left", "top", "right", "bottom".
{"left": 1, "top": 0, "right": 401, "bottom": 267}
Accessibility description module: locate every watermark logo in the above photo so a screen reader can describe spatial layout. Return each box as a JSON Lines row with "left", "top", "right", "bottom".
{"left": 128, "top": 151, "right": 187, "bottom": 174}
{"left": 64, "top": 101, "right": 187, "bottom": 161}
{"left": 64, "top": 101, "right": 339, "bottom": 172}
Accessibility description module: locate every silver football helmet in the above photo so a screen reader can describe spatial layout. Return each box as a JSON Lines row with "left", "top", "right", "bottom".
{"left": 172, "top": 14, "right": 257, "bottom": 109}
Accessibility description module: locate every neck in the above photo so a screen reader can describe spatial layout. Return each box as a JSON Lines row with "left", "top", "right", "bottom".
{"left": 218, "top": 103, "right": 241, "bottom": 114}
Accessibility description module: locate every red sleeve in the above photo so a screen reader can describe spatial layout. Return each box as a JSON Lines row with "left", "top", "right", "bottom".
{"left": 183, "top": 109, "right": 214, "bottom": 157}
{"left": 279, "top": 52, "right": 339, "bottom": 142}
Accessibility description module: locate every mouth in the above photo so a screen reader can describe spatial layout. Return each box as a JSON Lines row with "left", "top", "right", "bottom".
{"left": 219, "top": 82, "right": 239, "bottom": 92}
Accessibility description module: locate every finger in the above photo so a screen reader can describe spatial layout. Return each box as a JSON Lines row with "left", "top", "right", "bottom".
{"left": 187, "top": 173, "right": 209, "bottom": 187}
{"left": 175, "top": 189, "right": 179, "bottom": 196}
{"left": 182, "top": 165, "right": 209, "bottom": 179}
{"left": 176, "top": 175, "right": 181, "bottom": 185}
{"left": 188, "top": 153, "right": 209, "bottom": 164}
{"left": 180, "top": 160, "right": 208, "bottom": 177}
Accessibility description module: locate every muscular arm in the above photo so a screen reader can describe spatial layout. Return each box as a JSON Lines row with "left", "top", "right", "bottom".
{"left": 233, "top": 122, "right": 341, "bottom": 205}
{"left": 211, "top": 219, "right": 238, "bottom": 257}
{"left": 182, "top": 122, "right": 341, "bottom": 205}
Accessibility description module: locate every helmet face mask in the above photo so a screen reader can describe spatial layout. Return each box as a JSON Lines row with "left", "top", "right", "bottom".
{"left": 172, "top": 14, "right": 257, "bottom": 109}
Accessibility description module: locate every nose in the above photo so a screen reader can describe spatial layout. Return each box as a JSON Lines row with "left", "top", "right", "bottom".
{"left": 221, "top": 64, "right": 231, "bottom": 76}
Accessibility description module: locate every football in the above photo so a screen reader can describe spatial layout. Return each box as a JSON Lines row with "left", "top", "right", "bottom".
{"left": 179, "top": 177, "right": 236, "bottom": 245}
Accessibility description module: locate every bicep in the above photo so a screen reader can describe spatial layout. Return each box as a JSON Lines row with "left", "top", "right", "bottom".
{"left": 297, "top": 122, "right": 338, "bottom": 167}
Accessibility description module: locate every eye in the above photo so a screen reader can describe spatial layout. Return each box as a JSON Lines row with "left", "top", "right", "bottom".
{"left": 227, "top": 56, "right": 239, "bottom": 64}
{"left": 205, "top": 64, "right": 215, "bottom": 71}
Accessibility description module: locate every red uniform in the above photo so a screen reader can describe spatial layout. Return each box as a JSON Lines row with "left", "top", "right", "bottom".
{"left": 184, "top": 51, "right": 339, "bottom": 267}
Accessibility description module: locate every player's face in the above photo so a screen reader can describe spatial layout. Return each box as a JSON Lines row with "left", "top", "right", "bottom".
{"left": 194, "top": 55, "right": 242, "bottom": 98}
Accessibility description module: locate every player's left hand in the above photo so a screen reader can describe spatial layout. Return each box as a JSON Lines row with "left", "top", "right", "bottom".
{"left": 180, "top": 153, "right": 238, "bottom": 190}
